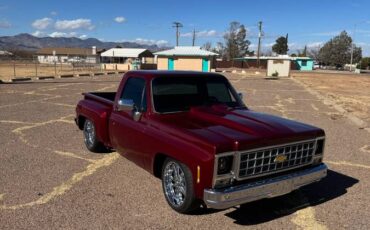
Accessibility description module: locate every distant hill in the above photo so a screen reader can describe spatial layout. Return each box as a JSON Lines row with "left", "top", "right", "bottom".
{"left": 0, "top": 33, "right": 171, "bottom": 53}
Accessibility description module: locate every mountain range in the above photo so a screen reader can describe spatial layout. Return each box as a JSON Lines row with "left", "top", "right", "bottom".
{"left": 0, "top": 33, "right": 171, "bottom": 52}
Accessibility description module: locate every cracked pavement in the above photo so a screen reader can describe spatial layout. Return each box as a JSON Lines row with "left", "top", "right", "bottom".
{"left": 0, "top": 74, "right": 369, "bottom": 229}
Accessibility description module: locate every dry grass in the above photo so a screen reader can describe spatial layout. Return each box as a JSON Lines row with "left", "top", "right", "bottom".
{"left": 292, "top": 71, "right": 370, "bottom": 124}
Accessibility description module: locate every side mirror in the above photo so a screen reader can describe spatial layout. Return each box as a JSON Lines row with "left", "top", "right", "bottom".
{"left": 117, "top": 99, "right": 135, "bottom": 111}
{"left": 237, "top": 92, "right": 243, "bottom": 100}
{"left": 117, "top": 99, "right": 142, "bottom": 122}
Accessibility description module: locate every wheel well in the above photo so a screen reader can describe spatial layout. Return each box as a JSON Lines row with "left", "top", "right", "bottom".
{"left": 78, "top": 115, "right": 86, "bottom": 130}
{"left": 153, "top": 153, "right": 167, "bottom": 178}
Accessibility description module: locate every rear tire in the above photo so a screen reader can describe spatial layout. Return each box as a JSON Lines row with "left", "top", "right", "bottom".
{"left": 161, "top": 158, "right": 199, "bottom": 214}
{"left": 83, "top": 119, "right": 107, "bottom": 153}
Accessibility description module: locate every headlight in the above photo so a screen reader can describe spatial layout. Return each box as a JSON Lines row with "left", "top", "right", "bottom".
{"left": 315, "top": 138, "right": 325, "bottom": 155}
{"left": 217, "top": 156, "right": 233, "bottom": 175}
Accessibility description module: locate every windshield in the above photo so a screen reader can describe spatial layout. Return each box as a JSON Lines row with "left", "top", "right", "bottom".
{"left": 152, "top": 76, "right": 245, "bottom": 113}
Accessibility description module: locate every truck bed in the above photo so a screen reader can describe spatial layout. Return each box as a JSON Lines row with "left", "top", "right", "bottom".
{"left": 83, "top": 92, "right": 116, "bottom": 105}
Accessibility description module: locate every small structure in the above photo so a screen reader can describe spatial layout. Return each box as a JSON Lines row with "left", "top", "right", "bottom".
{"left": 154, "top": 46, "right": 218, "bottom": 72}
{"left": 0, "top": 50, "right": 13, "bottom": 56}
{"left": 100, "top": 48, "right": 154, "bottom": 71}
{"left": 267, "top": 56, "right": 291, "bottom": 77}
{"left": 292, "top": 57, "right": 314, "bottom": 71}
{"left": 36, "top": 47, "right": 99, "bottom": 64}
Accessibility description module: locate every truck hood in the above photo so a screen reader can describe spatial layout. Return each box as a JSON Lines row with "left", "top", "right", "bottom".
{"left": 150, "top": 105, "right": 324, "bottom": 153}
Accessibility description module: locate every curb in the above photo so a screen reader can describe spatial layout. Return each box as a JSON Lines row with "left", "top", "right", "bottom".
{"left": 11, "top": 77, "right": 32, "bottom": 82}
{"left": 78, "top": 73, "right": 91, "bottom": 77}
{"left": 37, "top": 76, "right": 55, "bottom": 80}
{"left": 59, "top": 74, "right": 74, "bottom": 78}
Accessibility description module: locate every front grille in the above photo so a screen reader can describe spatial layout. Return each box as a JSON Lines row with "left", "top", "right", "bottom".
{"left": 238, "top": 140, "right": 316, "bottom": 178}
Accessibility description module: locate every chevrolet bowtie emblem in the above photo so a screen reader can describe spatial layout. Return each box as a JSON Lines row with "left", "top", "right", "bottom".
{"left": 274, "top": 154, "right": 287, "bottom": 163}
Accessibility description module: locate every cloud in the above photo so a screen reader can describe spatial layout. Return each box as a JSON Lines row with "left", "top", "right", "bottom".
{"left": 0, "top": 19, "right": 11, "bottom": 28}
{"left": 55, "top": 19, "right": 94, "bottom": 30}
{"left": 307, "top": 31, "right": 341, "bottom": 36}
{"left": 79, "top": 34, "right": 88, "bottom": 39}
{"left": 32, "top": 30, "right": 47, "bottom": 37}
{"left": 114, "top": 17, "right": 126, "bottom": 23}
{"left": 50, "top": 11, "right": 57, "bottom": 16}
{"left": 48, "top": 31, "right": 78, "bottom": 37}
{"left": 307, "top": 42, "right": 324, "bottom": 48}
{"left": 356, "top": 42, "right": 370, "bottom": 47}
{"left": 32, "top": 17, "right": 53, "bottom": 30}
{"left": 122, "top": 38, "right": 169, "bottom": 47}
{"left": 181, "top": 30, "right": 217, "bottom": 37}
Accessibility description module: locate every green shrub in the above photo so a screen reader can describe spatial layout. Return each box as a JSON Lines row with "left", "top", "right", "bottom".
{"left": 359, "top": 57, "right": 370, "bottom": 70}
{"left": 272, "top": 71, "right": 279, "bottom": 77}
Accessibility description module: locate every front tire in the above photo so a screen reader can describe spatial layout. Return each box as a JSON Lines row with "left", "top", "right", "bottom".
{"left": 162, "top": 158, "right": 199, "bottom": 213}
{"left": 83, "top": 119, "right": 106, "bottom": 153}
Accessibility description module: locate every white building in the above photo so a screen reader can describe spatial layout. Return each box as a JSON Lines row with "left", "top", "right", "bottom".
{"left": 100, "top": 48, "right": 155, "bottom": 71}
{"left": 36, "top": 47, "right": 99, "bottom": 64}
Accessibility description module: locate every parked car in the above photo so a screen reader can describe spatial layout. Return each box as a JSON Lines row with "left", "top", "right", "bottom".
{"left": 75, "top": 70, "right": 327, "bottom": 213}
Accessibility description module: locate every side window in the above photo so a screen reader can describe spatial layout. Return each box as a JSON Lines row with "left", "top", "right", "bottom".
{"left": 121, "top": 77, "right": 147, "bottom": 111}
{"left": 207, "top": 82, "right": 234, "bottom": 103}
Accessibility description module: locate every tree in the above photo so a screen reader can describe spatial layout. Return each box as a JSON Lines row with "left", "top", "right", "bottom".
{"left": 297, "top": 45, "right": 307, "bottom": 57}
{"left": 308, "top": 46, "right": 320, "bottom": 61}
{"left": 359, "top": 57, "right": 370, "bottom": 70}
{"left": 272, "top": 36, "right": 289, "bottom": 54}
{"left": 223, "top": 21, "right": 251, "bottom": 60}
{"left": 318, "top": 31, "right": 362, "bottom": 66}
{"left": 214, "top": 42, "right": 226, "bottom": 60}
{"left": 236, "top": 25, "right": 251, "bottom": 57}
{"left": 202, "top": 42, "right": 212, "bottom": 51}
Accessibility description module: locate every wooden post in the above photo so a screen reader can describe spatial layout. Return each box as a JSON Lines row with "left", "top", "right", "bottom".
{"left": 13, "top": 59, "right": 16, "bottom": 77}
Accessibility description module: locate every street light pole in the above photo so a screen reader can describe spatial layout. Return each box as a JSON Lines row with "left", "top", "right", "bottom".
{"left": 349, "top": 24, "right": 356, "bottom": 72}
{"left": 257, "top": 21, "right": 263, "bottom": 68}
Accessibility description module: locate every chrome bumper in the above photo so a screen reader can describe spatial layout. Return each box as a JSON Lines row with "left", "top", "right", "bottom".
{"left": 204, "top": 163, "right": 327, "bottom": 209}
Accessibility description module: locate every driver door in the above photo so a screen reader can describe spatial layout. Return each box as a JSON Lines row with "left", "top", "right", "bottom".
{"left": 109, "top": 77, "right": 148, "bottom": 168}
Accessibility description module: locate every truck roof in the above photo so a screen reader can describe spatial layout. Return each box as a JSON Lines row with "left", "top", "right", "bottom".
{"left": 124, "top": 70, "right": 225, "bottom": 80}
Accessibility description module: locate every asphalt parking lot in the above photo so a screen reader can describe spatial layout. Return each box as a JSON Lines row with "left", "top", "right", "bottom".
{"left": 1, "top": 73, "right": 370, "bottom": 229}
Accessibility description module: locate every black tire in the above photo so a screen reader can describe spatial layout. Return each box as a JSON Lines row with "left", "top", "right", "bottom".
{"left": 161, "top": 158, "right": 199, "bottom": 213}
{"left": 83, "top": 119, "right": 107, "bottom": 153}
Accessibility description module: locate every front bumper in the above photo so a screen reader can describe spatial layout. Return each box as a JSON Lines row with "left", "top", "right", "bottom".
{"left": 204, "top": 163, "right": 327, "bottom": 209}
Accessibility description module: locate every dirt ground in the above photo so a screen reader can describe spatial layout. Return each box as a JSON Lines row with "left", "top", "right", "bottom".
{"left": 0, "top": 62, "right": 102, "bottom": 81}
{"left": 292, "top": 71, "right": 370, "bottom": 126}
{"left": 0, "top": 73, "right": 370, "bottom": 229}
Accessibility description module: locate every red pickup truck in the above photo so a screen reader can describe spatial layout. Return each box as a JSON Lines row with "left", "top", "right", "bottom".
{"left": 75, "top": 71, "right": 327, "bottom": 213}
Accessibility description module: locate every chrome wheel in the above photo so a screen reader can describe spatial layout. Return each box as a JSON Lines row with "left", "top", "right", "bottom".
{"left": 163, "top": 161, "right": 187, "bottom": 207}
{"left": 84, "top": 120, "right": 95, "bottom": 148}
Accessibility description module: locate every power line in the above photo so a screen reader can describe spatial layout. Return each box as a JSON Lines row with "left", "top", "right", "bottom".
{"left": 172, "top": 22, "right": 183, "bottom": 46}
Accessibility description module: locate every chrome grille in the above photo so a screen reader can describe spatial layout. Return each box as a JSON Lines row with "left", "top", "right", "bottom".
{"left": 238, "top": 140, "right": 316, "bottom": 178}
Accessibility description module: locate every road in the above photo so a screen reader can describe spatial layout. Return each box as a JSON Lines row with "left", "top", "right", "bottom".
{"left": 0, "top": 74, "right": 369, "bottom": 229}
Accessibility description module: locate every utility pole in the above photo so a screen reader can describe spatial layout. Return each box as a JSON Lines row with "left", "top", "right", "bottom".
{"left": 192, "top": 29, "right": 196, "bottom": 46}
{"left": 350, "top": 24, "right": 357, "bottom": 72}
{"left": 173, "top": 22, "right": 183, "bottom": 46}
{"left": 257, "top": 21, "right": 263, "bottom": 67}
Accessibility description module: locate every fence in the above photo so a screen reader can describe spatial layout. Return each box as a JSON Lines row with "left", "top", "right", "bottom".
{"left": 215, "top": 60, "right": 268, "bottom": 69}
{"left": 0, "top": 57, "right": 104, "bottom": 81}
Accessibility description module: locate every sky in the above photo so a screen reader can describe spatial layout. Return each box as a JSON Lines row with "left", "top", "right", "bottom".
{"left": 0, "top": 0, "right": 369, "bottom": 55}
